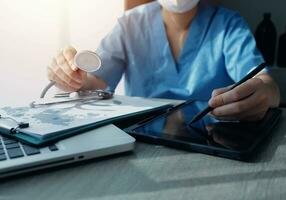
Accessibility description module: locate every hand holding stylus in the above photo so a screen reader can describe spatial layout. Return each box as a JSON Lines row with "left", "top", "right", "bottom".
{"left": 209, "top": 74, "right": 280, "bottom": 121}
{"left": 190, "top": 63, "right": 280, "bottom": 123}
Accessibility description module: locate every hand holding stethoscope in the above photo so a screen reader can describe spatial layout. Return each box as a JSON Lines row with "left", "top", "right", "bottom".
{"left": 42, "top": 47, "right": 112, "bottom": 100}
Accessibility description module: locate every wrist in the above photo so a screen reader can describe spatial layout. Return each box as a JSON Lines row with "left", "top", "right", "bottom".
{"left": 80, "top": 74, "right": 108, "bottom": 91}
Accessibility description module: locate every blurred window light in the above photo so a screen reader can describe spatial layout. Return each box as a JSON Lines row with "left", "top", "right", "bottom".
{"left": 0, "top": 0, "right": 123, "bottom": 105}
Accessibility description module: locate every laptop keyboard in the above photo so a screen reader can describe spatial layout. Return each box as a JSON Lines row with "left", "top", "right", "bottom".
{"left": 0, "top": 135, "right": 58, "bottom": 161}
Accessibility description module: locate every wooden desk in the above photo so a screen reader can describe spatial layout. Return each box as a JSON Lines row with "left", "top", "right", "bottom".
{"left": 0, "top": 109, "right": 285, "bottom": 200}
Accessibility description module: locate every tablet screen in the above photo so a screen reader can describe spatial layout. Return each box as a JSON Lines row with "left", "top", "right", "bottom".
{"left": 131, "top": 100, "right": 276, "bottom": 152}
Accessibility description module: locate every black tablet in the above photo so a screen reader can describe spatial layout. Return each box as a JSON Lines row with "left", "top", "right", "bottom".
{"left": 125, "top": 100, "right": 282, "bottom": 161}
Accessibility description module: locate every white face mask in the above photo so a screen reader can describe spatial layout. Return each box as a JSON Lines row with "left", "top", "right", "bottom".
{"left": 158, "top": 0, "right": 200, "bottom": 13}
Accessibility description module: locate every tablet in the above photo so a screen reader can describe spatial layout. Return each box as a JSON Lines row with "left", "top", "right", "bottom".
{"left": 125, "top": 100, "right": 282, "bottom": 161}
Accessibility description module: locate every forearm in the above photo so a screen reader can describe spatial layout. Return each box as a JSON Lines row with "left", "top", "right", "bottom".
{"left": 256, "top": 73, "right": 281, "bottom": 107}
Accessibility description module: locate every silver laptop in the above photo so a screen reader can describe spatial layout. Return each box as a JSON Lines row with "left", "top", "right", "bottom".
{"left": 0, "top": 124, "right": 135, "bottom": 178}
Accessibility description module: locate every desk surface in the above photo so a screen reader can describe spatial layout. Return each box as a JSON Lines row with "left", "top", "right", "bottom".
{"left": 0, "top": 108, "right": 285, "bottom": 200}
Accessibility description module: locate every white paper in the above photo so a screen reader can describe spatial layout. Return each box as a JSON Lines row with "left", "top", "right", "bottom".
{"left": 0, "top": 95, "right": 170, "bottom": 138}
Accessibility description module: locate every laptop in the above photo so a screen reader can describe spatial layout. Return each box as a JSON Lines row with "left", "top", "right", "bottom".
{"left": 0, "top": 124, "right": 135, "bottom": 178}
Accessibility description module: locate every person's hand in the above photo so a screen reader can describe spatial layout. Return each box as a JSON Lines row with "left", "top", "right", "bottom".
{"left": 208, "top": 75, "right": 280, "bottom": 121}
{"left": 47, "top": 46, "right": 87, "bottom": 92}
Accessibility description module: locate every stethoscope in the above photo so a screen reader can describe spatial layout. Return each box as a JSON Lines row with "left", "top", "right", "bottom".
{"left": 30, "top": 51, "right": 113, "bottom": 108}
{"left": 2, "top": 51, "right": 115, "bottom": 131}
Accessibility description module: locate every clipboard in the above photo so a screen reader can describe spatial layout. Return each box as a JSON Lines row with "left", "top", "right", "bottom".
{"left": 0, "top": 95, "right": 173, "bottom": 146}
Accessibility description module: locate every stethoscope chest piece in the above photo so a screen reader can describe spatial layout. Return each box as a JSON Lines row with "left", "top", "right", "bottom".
{"left": 74, "top": 50, "right": 102, "bottom": 73}
{"left": 40, "top": 50, "right": 103, "bottom": 99}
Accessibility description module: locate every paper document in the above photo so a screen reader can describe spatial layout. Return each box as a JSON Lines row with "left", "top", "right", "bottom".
{"left": 0, "top": 95, "right": 171, "bottom": 139}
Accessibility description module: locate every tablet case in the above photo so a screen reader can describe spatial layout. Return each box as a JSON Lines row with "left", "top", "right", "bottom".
{"left": 125, "top": 101, "right": 282, "bottom": 161}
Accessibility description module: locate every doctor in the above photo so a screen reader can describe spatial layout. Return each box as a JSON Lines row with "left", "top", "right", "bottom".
{"left": 47, "top": 0, "right": 280, "bottom": 121}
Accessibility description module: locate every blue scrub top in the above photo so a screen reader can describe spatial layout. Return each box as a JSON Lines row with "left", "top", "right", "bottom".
{"left": 93, "top": 2, "right": 265, "bottom": 101}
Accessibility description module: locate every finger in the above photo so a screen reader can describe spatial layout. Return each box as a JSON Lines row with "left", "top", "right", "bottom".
{"left": 211, "top": 85, "right": 233, "bottom": 97}
{"left": 55, "top": 54, "right": 82, "bottom": 83}
{"left": 78, "top": 69, "right": 87, "bottom": 80}
{"left": 47, "top": 58, "right": 60, "bottom": 81}
{"left": 63, "top": 46, "right": 78, "bottom": 71}
{"left": 211, "top": 90, "right": 269, "bottom": 121}
{"left": 47, "top": 67, "right": 78, "bottom": 92}
{"left": 207, "top": 113, "right": 237, "bottom": 122}
{"left": 234, "top": 101, "right": 268, "bottom": 120}
{"left": 235, "top": 91, "right": 269, "bottom": 120}
{"left": 50, "top": 59, "right": 83, "bottom": 89}
{"left": 212, "top": 107, "right": 267, "bottom": 121}
{"left": 63, "top": 46, "right": 77, "bottom": 62}
{"left": 235, "top": 107, "right": 266, "bottom": 121}
{"left": 210, "top": 116, "right": 238, "bottom": 121}
{"left": 209, "top": 78, "right": 264, "bottom": 108}
{"left": 52, "top": 67, "right": 82, "bottom": 90}
{"left": 211, "top": 90, "right": 261, "bottom": 118}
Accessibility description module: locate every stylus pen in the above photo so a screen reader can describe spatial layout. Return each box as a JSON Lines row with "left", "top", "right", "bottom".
{"left": 189, "top": 62, "right": 268, "bottom": 124}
